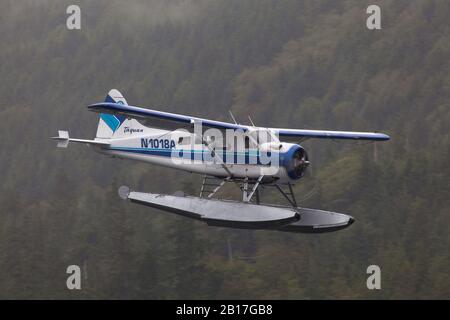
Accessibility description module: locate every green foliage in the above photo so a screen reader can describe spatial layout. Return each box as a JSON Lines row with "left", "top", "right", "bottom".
{"left": 0, "top": 0, "right": 448, "bottom": 299}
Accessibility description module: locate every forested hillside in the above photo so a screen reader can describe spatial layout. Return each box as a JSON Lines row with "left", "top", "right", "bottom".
{"left": 0, "top": 0, "right": 448, "bottom": 299}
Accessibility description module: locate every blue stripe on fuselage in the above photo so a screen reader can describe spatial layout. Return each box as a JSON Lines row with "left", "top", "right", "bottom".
{"left": 107, "top": 147, "right": 278, "bottom": 165}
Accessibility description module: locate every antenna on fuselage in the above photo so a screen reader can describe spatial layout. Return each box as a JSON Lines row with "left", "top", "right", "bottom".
{"left": 229, "top": 110, "right": 238, "bottom": 125}
{"left": 248, "top": 115, "right": 256, "bottom": 127}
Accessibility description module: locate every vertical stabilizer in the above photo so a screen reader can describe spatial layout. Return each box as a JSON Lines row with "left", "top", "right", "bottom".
{"left": 96, "top": 89, "right": 128, "bottom": 139}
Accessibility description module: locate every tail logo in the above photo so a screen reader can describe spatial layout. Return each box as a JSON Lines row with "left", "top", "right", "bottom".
{"left": 101, "top": 93, "right": 126, "bottom": 132}
{"left": 101, "top": 114, "right": 126, "bottom": 133}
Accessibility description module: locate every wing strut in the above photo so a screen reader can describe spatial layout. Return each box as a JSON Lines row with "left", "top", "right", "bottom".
{"left": 200, "top": 176, "right": 230, "bottom": 198}
{"left": 242, "top": 175, "right": 264, "bottom": 202}
{"left": 202, "top": 137, "right": 233, "bottom": 177}
{"left": 274, "top": 183, "right": 298, "bottom": 207}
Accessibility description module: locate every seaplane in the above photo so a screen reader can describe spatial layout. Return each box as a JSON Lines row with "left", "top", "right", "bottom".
{"left": 53, "top": 89, "right": 390, "bottom": 233}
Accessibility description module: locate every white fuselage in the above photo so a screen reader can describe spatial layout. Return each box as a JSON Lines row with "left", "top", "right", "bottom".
{"left": 95, "top": 127, "right": 300, "bottom": 183}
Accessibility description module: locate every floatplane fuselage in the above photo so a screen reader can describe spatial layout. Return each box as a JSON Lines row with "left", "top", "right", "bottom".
{"left": 53, "top": 89, "right": 390, "bottom": 233}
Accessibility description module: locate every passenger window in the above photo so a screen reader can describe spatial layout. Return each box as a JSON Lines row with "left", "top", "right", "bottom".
{"left": 178, "top": 136, "right": 191, "bottom": 146}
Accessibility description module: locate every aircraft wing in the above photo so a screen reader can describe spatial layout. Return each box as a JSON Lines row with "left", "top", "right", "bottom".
{"left": 273, "top": 128, "right": 390, "bottom": 142}
{"left": 87, "top": 102, "right": 248, "bottom": 131}
{"left": 88, "top": 102, "right": 390, "bottom": 141}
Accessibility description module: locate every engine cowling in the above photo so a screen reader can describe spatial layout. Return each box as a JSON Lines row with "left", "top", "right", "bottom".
{"left": 281, "top": 145, "right": 309, "bottom": 180}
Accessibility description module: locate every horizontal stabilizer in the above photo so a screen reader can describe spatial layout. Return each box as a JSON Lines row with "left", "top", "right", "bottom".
{"left": 52, "top": 130, "right": 110, "bottom": 148}
{"left": 54, "top": 130, "right": 69, "bottom": 148}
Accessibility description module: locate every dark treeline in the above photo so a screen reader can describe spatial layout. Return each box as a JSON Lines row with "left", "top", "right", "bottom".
{"left": 0, "top": 0, "right": 448, "bottom": 299}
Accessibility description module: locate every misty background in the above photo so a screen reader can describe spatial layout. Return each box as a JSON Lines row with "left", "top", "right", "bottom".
{"left": 0, "top": 0, "right": 449, "bottom": 299}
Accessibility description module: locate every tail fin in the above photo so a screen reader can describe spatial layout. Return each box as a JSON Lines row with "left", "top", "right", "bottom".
{"left": 96, "top": 89, "right": 128, "bottom": 138}
{"left": 55, "top": 130, "right": 70, "bottom": 148}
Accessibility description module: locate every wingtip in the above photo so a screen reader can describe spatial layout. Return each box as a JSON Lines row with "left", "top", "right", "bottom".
{"left": 374, "top": 132, "right": 390, "bottom": 141}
